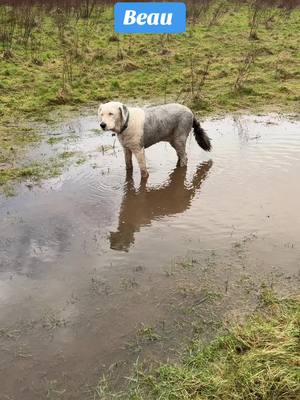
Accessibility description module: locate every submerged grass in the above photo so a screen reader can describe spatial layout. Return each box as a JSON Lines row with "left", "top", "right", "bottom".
{"left": 0, "top": 151, "right": 79, "bottom": 194}
{"left": 0, "top": 161, "right": 59, "bottom": 184}
{"left": 96, "top": 292, "right": 300, "bottom": 400}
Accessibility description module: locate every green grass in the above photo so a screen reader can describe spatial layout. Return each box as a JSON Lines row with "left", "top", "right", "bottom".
{"left": 1, "top": 4, "right": 299, "bottom": 124}
{"left": 0, "top": 2, "right": 299, "bottom": 186}
{"left": 0, "top": 151, "right": 79, "bottom": 194}
{"left": 96, "top": 291, "right": 300, "bottom": 400}
{"left": 0, "top": 159, "right": 61, "bottom": 185}
{"left": 47, "top": 136, "right": 64, "bottom": 145}
{"left": 137, "top": 324, "right": 161, "bottom": 343}
{"left": 0, "top": 127, "right": 40, "bottom": 162}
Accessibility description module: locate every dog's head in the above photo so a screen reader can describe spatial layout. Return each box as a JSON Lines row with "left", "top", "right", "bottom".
{"left": 98, "top": 101, "right": 128, "bottom": 134}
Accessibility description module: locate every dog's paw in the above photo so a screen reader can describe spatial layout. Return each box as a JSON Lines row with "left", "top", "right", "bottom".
{"left": 141, "top": 170, "right": 149, "bottom": 179}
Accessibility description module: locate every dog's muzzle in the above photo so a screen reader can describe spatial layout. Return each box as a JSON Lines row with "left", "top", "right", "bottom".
{"left": 100, "top": 121, "right": 107, "bottom": 130}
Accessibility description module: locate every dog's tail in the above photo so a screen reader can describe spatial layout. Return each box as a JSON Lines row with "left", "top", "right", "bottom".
{"left": 193, "top": 117, "right": 211, "bottom": 152}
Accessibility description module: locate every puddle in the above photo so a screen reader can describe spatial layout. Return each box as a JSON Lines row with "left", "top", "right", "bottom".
{"left": 0, "top": 113, "right": 300, "bottom": 399}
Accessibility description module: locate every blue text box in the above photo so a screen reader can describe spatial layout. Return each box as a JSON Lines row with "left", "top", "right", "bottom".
{"left": 114, "top": 2, "right": 186, "bottom": 34}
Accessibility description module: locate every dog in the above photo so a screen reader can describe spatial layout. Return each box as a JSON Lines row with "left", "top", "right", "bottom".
{"left": 98, "top": 101, "right": 211, "bottom": 178}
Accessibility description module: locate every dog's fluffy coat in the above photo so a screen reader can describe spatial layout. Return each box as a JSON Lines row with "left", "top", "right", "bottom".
{"left": 98, "top": 102, "right": 211, "bottom": 178}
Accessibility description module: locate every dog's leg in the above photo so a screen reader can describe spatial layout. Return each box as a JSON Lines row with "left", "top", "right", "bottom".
{"left": 133, "top": 149, "right": 149, "bottom": 178}
{"left": 124, "top": 147, "right": 133, "bottom": 171}
{"left": 171, "top": 140, "right": 188, "bottom": 167}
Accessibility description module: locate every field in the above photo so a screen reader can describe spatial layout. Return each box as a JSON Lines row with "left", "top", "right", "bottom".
{"left": 0, "top": 2, "right": 300, "bottom": 399}
{"left": 0, "top": 0, "right": 300, "bottom": 186}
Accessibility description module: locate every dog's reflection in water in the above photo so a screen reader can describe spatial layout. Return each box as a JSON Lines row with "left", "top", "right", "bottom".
{"left": 110, "top": 160, "right": 212, "bottom": 251}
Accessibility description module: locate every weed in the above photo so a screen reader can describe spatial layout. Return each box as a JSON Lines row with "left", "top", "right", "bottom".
{"left": 47, "top": 136, "right": 64, "bottom": 145}
{"left": 42, "top": 312, "right": 68, "bottom": 331}
{"left": 137, "top": 324, "right": 161, "bottom": 342}
{"left": 120, "top": 277, "right": 139, "bottom": 291}
{"left": 234, "top": 47, "right": 259, "bottom": 92}
{"left": 0, "top": 328, "right": 21, "bottom": 340}
{"left": 59, "top": 150, "right": 77, "bottom": 159}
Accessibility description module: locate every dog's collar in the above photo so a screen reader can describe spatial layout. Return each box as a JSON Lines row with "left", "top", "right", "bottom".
{"left": 120, "top": 111, "right": 129, "bottom": 134}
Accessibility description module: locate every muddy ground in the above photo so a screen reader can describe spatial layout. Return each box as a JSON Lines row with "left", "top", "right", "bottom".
{"left": 0, "top": 112, "right": 299, "bottom": 399}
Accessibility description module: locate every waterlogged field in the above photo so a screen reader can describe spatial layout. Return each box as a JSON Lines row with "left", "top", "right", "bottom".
{"left": 0, "top": 1, "right": 300, "bottom": 399}
{"left": 0, "top": 1, "right": 300, "bottom": 187}
{"left": 0, "top": 112, "right": 300, "bottom": 399}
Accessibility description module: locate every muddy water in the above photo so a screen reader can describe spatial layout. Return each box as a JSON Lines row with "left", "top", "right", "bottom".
{"left": 0, "top": 113, "right": 300, "bottom": 399}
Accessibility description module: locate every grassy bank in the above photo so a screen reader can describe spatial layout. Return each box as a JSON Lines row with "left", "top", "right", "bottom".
{"left": 0, "top": 1, "right": 300, "bottom": 187}
{"left": 97, "top": 292, "right": 300, "bottom": 399}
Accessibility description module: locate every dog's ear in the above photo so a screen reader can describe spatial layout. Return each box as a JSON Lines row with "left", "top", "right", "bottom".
{"left": 119, "top": 104, "right": 128, "bottom": 123}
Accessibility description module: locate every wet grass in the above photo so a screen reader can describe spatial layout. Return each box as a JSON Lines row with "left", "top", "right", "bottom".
{"left": 0, "top": 151, "right": 80, "bottom": 194}
{"left": 96, "top": 291, "right": 300, "bottom": 399}
{"left": 136, "top": 324, "right": 161, "bottom": 343}
{"left": 1, "top": 6, "right": 299, "bottom": 124}
{"left": 59, "top": 150, "right": 77, "bottom": 159}
{"left": 0, "top": 127, "right": 40, "bottom": 168}
{"left": 47, "top": 136, "right": 64, "bottom": 145}
{"left": 0, "top": 161, "right": 60, "bottom": 185}
{"left": 42, "top": 312, "right": 68, "bottom": 331}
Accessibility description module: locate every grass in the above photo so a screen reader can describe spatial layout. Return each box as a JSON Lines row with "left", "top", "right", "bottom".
{"left": 0, "top": 126, "right": 40, "bottom": 165}
{"left": 0, "top": 161, "right": 60, "bottom": 185}
{"left": 0, "top": 4, "right": 299, "bottom": 125}
{"left": 47, "top": 136, "right": 64, "bottom": 145}
{"left": 96, "top": 291, "right": 300, "bottom": 399}
{"left": 0, "top": 153, "right": 77, "bottom": 194}
{"left": 137, "top": 324, "right": 161, "bottom": 343}
{"left": 0, "top": 2, "right": 299, "bottom": 186}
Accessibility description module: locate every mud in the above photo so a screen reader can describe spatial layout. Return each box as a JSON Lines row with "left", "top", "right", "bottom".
{"left": 0, "top": 113, "right": 299, "bottom": 399}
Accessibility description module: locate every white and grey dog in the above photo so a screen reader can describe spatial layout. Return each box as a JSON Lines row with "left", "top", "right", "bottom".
{"left": 98, "top": 101, "right": 211, "bottom": 178}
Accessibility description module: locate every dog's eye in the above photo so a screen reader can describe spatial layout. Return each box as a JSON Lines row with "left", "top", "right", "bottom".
{"left": 109, "top": 112, "right": 114, "bottom": 116}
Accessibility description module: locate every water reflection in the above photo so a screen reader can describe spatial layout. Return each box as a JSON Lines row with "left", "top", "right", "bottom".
{"left": 110, "top": 161, "right": 213, "bottom": 251}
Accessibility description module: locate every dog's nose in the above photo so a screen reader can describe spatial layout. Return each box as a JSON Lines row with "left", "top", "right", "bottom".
{"left": 100, "top": 122, "right": 106, "bottom": 129}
